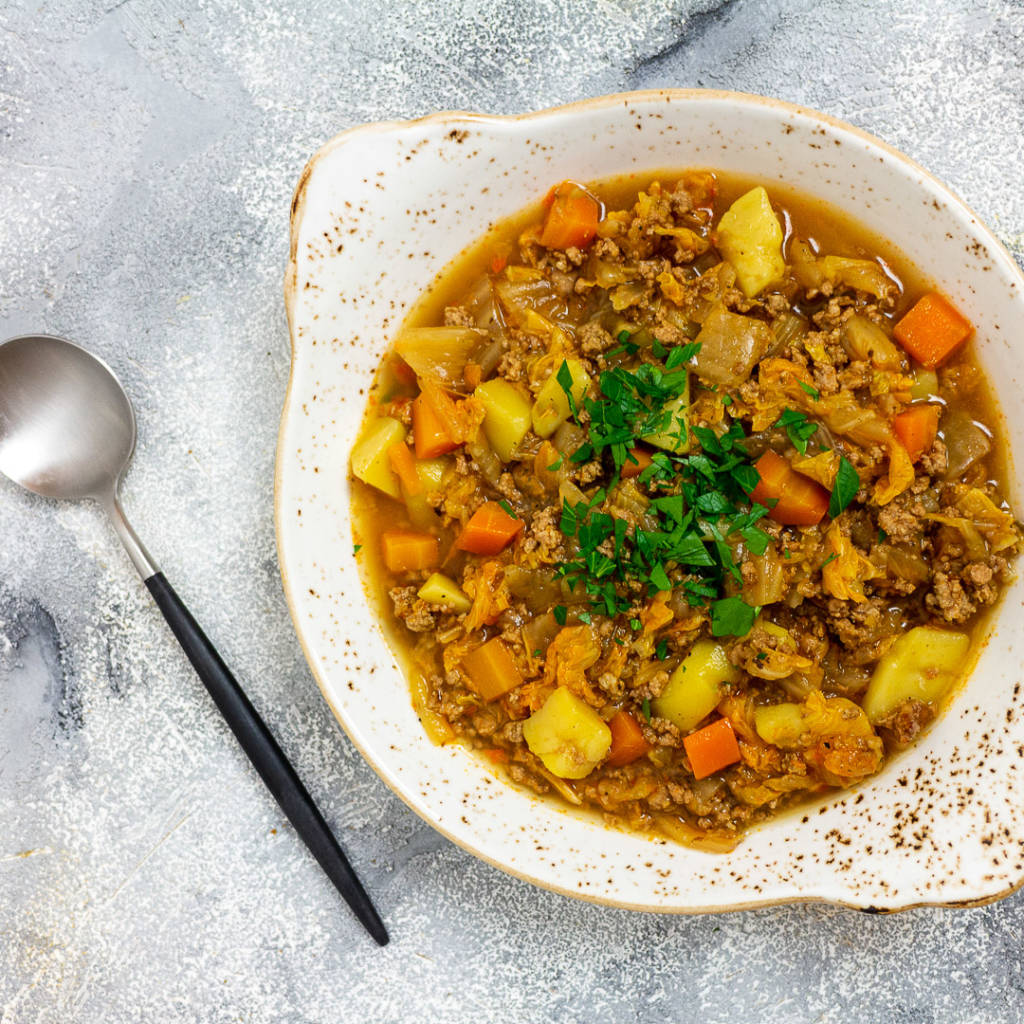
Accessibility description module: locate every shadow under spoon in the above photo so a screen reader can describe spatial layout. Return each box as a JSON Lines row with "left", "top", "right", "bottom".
{"left": 0, "top": 333, "right": 388, "bottom": 947}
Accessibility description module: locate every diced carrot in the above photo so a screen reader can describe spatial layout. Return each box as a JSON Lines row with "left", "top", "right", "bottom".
{"left": 483, "top": 747, "right": 509, "bottom": 764}
{"left": 620, "top": 446, "right": 653, "bottom": 480}
{"left": 605, "top": 710, "right": 650, "bottom": 767}
{"left": 460, "top": 637, "right": 523, "bottom": 702}
{"left": 750, "top": 450, "right": 830, "bottom": 526}
{"left": 386, "top": 442, "right": 423, "bottom": 497}
{"left": 456, "top": 501, "right": 523, "bottom": 555}
{"left": 463, "top": 361, "right": 483, "bottom": 389}
{"left": 412, "top": 393, "right": 459, "bottom": 459}
{"left": 893, "top": 293, "right": 972, "bottom": 368}
{"left": 539, "top": 180, "right": 601, "bottom": 250}
{"left": 683, "top": 718, "right": 741, "bottom": 780}
{"left": 892, "top": 404, "right": 940, "bottom": 463}
{"left": 392, "top": 356, "right": 417, "bottom": 387}
{"left": 490, "top": 254, "right": 507, "bottom": 275}
{"left": 380, "top": 529, "right": 439, "bottom": 573}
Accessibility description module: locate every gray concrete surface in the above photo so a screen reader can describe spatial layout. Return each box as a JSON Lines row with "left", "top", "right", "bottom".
{"left": 2, "top": 1, "right": 1023, "bottom": 1021}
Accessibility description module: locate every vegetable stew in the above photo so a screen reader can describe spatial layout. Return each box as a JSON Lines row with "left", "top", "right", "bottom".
{"left": 349, "top": 171, "right": 1021, "bottom": 849}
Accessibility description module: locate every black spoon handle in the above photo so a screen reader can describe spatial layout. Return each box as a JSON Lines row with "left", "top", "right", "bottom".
{"left": 144, "top": 571, "right": 388, "bottom": 946}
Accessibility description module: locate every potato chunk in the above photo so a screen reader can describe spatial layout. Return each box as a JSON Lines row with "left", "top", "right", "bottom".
{"left": 350, "top": 416, "right": 406, "bottom": 498}
{"left": 531, "top": 358, "right": 590, "bottom": 438}
{"left": 652, "top": 640, "right": 738, "bottom": 733}
{"left": 862, "top": 626, "right": 970, "bottom": 724}
{"left": 417, "top": 572, "right": 471, "bottom": 613}
{"left": 522, "top": 686, "right": 612, "bottom": 779}
{"left": 715, "top": 186, "right": 785, "bottom": 297}
{"left": 474, "top": 379, "right": 532, "bottom": 461}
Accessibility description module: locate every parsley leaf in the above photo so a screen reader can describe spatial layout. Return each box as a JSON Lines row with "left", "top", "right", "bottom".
{"left": 553, "top": 605, "right": 567, "bottom": 626}
{"left": 352, "top": 544, "right": 362, "bottom": 554}
{"left": 641, "top": 698, "right": 652, "bottom": 722}
{"left": 798, "top": 380, "right": 821, "bottom": 401}
{"left": 828, "top": 456, "right": 860, "bottom": 517}
{"left": 775, "top": 408, "right": 818, "bottom": 455}
{"left": 498, "top": 499, "right": 518, "bottom": 519}
{"left": 710, "top": 596, "right": 759, "bottom": 638}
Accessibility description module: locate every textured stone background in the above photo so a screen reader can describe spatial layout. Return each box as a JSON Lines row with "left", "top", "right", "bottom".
{"left": 1, "top": 1, "right": 1023, "bottom": 1021}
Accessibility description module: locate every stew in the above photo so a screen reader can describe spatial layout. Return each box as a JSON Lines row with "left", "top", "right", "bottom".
{"left": 349, "top": 171, "right": 1020, "bottom": 849}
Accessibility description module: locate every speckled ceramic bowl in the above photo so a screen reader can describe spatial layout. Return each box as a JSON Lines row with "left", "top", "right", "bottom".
{"left": 277, "top": 90, "right": 1024, "bottom": 912}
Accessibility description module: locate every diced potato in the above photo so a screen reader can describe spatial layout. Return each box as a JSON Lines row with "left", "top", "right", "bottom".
{"left": 350, "top": 416, "right": 406, "bottom": 498}
{"left": 522, "top": 686, "right": 612, "bottom": 779}
{"left": 417, "top": 572, "right": 471, "bottom": 613}
{"left": 862, "top": 626, "right": 970, "bottom": 724}
{"left": 652, "top": 640, "right": 739, "bottom": 733}
{"left": 753, "top": 702, "right": 808, "bottom": 749}
{"left": 909, "top": 368, "right": 939, "bottom": 402}
{"left": 755, "top": 693, "right": 876, "bottom": 750}
{"left": 474, "top": 379, "right": 532, "bottom": 461}
{"left": 531, "top": 359, "right": 590, "bottom": 438}
{"left": 692, "top": 306, "right": 772, "bottom": 386}
{"left": 715, "top": 186, "right": 785, "bottom": 298}
{"left": 641, "top": 385, "right": 690, "bottom": 453}
{"left": 415, "top": 456, "right": 450, "bottom": 493}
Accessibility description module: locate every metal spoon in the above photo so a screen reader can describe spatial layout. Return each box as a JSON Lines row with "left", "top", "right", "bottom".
{"left": 0, "top": 334, "right": 388, "bottom": 946}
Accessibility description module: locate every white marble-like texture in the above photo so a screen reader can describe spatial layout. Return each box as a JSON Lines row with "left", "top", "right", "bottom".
{"left": 1, "top": 2, "right": 1022, "bottom": 1021}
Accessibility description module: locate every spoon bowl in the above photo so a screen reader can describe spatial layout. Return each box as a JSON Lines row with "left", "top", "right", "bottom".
{"left": 0, "top": 334, "right": 135, "bottom": 501}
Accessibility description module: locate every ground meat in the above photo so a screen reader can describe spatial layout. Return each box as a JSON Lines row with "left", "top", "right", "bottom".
{"left": 443, "top": 305, "right": 475, "bottom": 327}
{"left": 877, "top": 494, "right": 923, "bottom": 545}
{"left": 812, "top": 361, "right": 840, "bottom": 395}
{"left": 920, "top": 437, "right": 948, "bottom": 477}
{"left": 388, "top": 586, "right": 436, "bottom": 632}
{"left": 507, "top": 762, "right": 550, "bottom": 795}
{"left": 877, "top": 698, "right": 935, "bottom": 746}
{"left": 927, "top": 570, "right": 975, "bottom": 623}
{"left": 521, "top": 505, "right": 562, "bottom": 558}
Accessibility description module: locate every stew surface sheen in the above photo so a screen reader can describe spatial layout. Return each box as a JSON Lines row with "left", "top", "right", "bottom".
{"left": 350, "top": 171, "right": 1020, "bottom": 850}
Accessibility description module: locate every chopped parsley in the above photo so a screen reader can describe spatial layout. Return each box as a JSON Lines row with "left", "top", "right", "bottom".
{"left": 655, "top": 638, "right": 669, "bottom": 660}
{"left": 877, "top": 528, "right": 888, "bottom": 544}
{"left": 547, "top": 345, "right": 779, "bottom": 637}
{"left": 710, "top": 596, "right": 759, "bottom": 638}
{"left": 775, "top": 408, "right": 818, "bottom": 455}
{"left": 553, "top": 605, "right": 567, "bottom": 626}
{"left": 617, "top": 329, "right": 632, "bottom": 344}
{"left": 352, "top": 544, "right": 362, "bottom": 554}
{"left": 547, "top": 453, "right": 564, "bottom": 472}
{"left": 798, "top": 380, "right": 821, "bottom": 401}
{"left": 641, "top": 698, "right": 652, "bottom": 722}
{"left": 497, "top": 499, "right": 518, "bottom": 519}
{"left": 828, "top": 456, "right": 860, "bottom": 518}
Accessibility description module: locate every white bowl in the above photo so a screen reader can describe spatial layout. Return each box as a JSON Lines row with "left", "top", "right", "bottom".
{"left": 277, "top": 90, "right": 1024, "bottom": 912}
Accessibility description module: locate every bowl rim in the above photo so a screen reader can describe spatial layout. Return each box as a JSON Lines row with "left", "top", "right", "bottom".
{"left": 276, "top": 87, "right": 1024, "bottom": 914}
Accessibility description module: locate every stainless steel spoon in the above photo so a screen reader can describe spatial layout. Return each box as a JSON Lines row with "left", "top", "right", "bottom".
{"left": 0, "top": 333, "right": 388, "bottom": 946}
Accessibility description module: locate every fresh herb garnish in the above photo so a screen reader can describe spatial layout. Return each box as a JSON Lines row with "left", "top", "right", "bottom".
{"left": 775, "top": 408, "right": 818, "bottom": 455}
{"left": 798, "top": 380, "right": 821, "bottom": 401}
{"left": 353, "top": 544, "right": 362, "bottom": 554}
{"left": 547, "top": 454, "right": 564, "bottom": 472}
{"left": 553, "top": 605, "right": 567, "bottom": 626}
{"left": 641, "top": 698, "right": 652, "bottom": 722}
{"left": 498, "top": 499, "right": 518, "bottom": 519}
{"left": 710, "top": 596, "right": 759, "bottom": 638}
{"left": 548, "top": 342, "right": 772, "bottom": 637}
{"left": 617, "top": 329, "right": 631, "bottom": 344}
{"left": 828, "top": 456, "right": 860, "bottom": 517}
{"left": 655, "top": 638, "right": 669, "bottom": 660}
{"left": 877, "top": 528, "right": 887, "bottom": 544}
